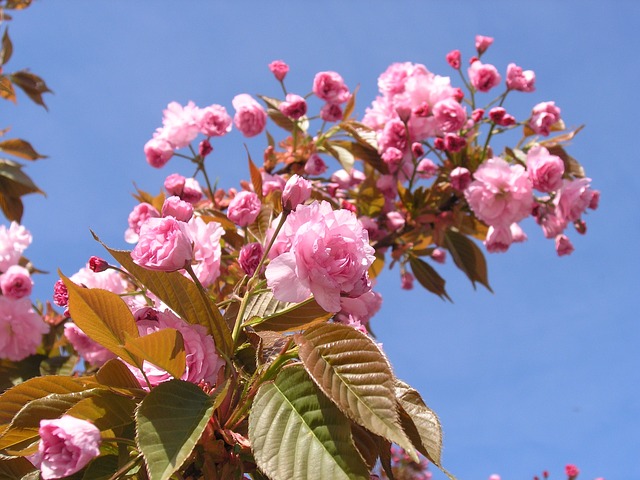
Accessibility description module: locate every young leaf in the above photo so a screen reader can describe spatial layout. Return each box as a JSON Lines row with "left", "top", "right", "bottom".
{"left": 0, "top": 76, "right": 16, "bottom": 103}
{"left": 9, "top": 70, "right": 52, "bottom": 110}
{"left": 245, "top": 293, "right": 331, "bottom": 332}
{"left": 247, "top": 150, "right": 264, "bottom": 200}
{"left": 101, "top": 242, "right": 233, "bottom": 358}
{"left": 61, "top": 273, "right": 141, "bottom": 366}
{"left": 0, "top": 457, "right": 36, "bottom": 478}
{"left": 123, "top": 328, "right": 185, "bottom": 380}
{"left": 66, "top": 390, "right": 137, "bottom": 432}
{"left": 0, "top": 139, "right": 46, "bottom": 161}
{"left": 135, "top": 379, "right": 214, "bottom": 480}
{"left": 0, "top": 29, "right": 13, "bottom": 66}
{"left": 0, "top": 159, "right": 44, "bottom": 196}
{"left": 0, "top": 192, "right": 23, "bottom": 222}
{"left": 350, "top": 423, "right": 381, "bottom": 469}
{"left": 294, "top": 322, "right": 419, "bottom": 462}
{"left": 95, "top": 359, "right": 144, "bottom": 390}
{"left": 248, "top": 365, "right": 370, "bottom": 480}
{"left": 408, "top": 256, "right": 452, "bottom": 302}
{"left": 444, "top": 230, "right": 492, "bottom": 292}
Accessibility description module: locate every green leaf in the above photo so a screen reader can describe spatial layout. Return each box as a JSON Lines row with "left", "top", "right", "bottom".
{"left": 408, "top": 256, "right": 452, "bottom": 301}
{"left": 8, "top": 70, "right": 52, "bottom": 110}
{"left": 124, "top": 328, "right": 185, "bottom": 380}
{"left": 136, "top": 379, "right": 214, "bottom": 480}
{"left": 66, "top": 390, "right": 137, "bottom": 432}
{"left": 248, "top": 365, "right": 370, "bottom": 480}
{"left": 394, "top": 380, "right": 442, "bottom": 466}
{"left": 294, "top": 323, "right": 419, "bottom": 462}
{"left": 100, "top": 239, "right": 233, "bottom": 358}
{"left": 82, "top": 455, "right": 119, "bottom": 480}
{"left": 444, "top": 230, "right": 492, "bottom": 292}
{"left": 61, "top": 273, "right": 141, "bottom": 366}
{"left": 326, "top": 143, "right": 355, "bottom": 172}
{"left": 244, "top": 292, "right": 331, "bottom": 332}
{"left": 0, "top": 29, "right": 13, "bottom": 66}
{"left": 0, "top": 139, "right": 46, "bottom": 161}
{"left": 356, "top": 179, "right": 385, "bottom": 218}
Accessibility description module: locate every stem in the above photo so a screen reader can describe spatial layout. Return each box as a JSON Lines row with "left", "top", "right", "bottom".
{"left": 107, "top": 453, "right": 143, "bottom": 480}
{"left": 189, "top": 144, "right": 217, "bottom": 205}
{"left": 101, "top": 437, "right": 138, "bottom": 447}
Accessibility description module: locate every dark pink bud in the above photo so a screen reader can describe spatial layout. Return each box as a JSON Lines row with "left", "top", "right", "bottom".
{"left": 446, "top": 49, "right": 461, "bottom": 69}
{"left": 268, "top": 60, "right": 289, "bottom": 82}
{"left": 469, "top": 56, "right": 479, "bottom": 65}
{"left": 489, "top": 107, "right": 506, "bottom": 124}
{"left": 53, "top": 279, "right": 69, "bottom": 307}
{"left": 89, "top": 256, "right": 109, "bottom": 272}
{"left": 434, "top": 137, "right": 445, "bottom": 150}
{"left": 589, "top": 190, "right": 600, "bottom": 210}
{"left": 239, "top": 242, "right": 264, "bottom": 277}
{"left": 453, "top": 88, "right": 464, "bottom": 102}
{"left": 411, "top": 142, "right": 424, "bottom": 158}
{"left": 320, "top": 103, "right": 343, "bottom": 122}
{"left": 199, "top": 139, "right": 213, "bottom": 157}
{"left": 443, "top": 133, "right": 466, "bottom": 152}
{"left": 412, "top": 102, "right": 430, "bottom": 117}
{"left": 543, "top": 471, "right": 549, "bottom": 479}
{"left": 340, "top": 200, "right": 357, "bottom": 213}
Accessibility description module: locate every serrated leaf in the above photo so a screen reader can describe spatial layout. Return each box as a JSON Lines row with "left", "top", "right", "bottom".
{"left": 0, "top": 76, "right": 16, "bottom": 103}
{"left": 248, "top": 365, "right": 370, "bottom": 480}
{"left": 82, "top": 455, "right": 119, "bottom": 480}
{"left": 61, "top": 273, "right": 141, "bottom": 366}
{"left": 100, "top": 239, "right": 232, "bottom": 358}
{"left": 96, "top": 359, "right": 144, "bottom": 390}
{"left": 444, "top": 229, "right": 492, "bottom": 292}
{"left": 0, "top": 139, "right": 46, "bottom": 161}
{"left": 247, "top": 204, "right": 273, "bottom": 244}
{"left": 124, "top": 328, "right": 185, "bottom": 380}
{"left": 136, "top": 379, "right": 214, "bottom": 480}
{"left": 395, "top": 380, "right": 442, "bottom": 466}
{"left": 0, "top": 376, "right": 95, "bottom": 435}
{"left": 409, "top": 256, "right": 451, "bottom": 301}
{"left": 243, "top": 292, "right": 331, "bottom": 332}
{"left": 1, "top": 29, "right": 13, "bottom": 66}
{"left": 350, "top": 423, "right": 381, "bottom": 469}
{"left": 9, "top": 70, "right": 52, "bottom": 110}
{"left": 294, "top": 323, "right": 419, "bottom": 462}
{"left": 66, "top": 390, "right": 136, "bottom": 432}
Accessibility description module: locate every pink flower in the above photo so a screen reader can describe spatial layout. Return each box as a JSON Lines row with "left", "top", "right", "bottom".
{"left": 526, "top": 145, "right": 565, "bottom": 192}
{"left": 32, "top": 415, "right": 101, "bottom": 479}
{"left": 401, "top": 271, "right": 414, "bottom": 290}
{"left": 278, "top": 93, "right": 307, "bottom": 120}
{"left": 196, "top": 104, "right": 232, "bottom": 137}
{"left": 239, "top": 242, "right": 264, "bottom": 277}
{"left": 377, "top": 62, "right": 415, "bottom": 95}
{"left": 130, "top": 308, "right": 224, "bottom": 388}
{"left": 432, "top": 98, "right": 467, "bottom": 134}
{"left": 488, "top": 475, "right": 501, "bottom": 480}
{"left": 468, "top": 61, "right": 501, "bottom": 92}
{"left": 162, "top": 195, "right": 194, "bottom": 222}
{"left": 268, "top": 60, "right": 289, "bottom": 81}
{"left": 386, "top": 211, "right": 405, "bottom": 231}
{"left": 313, "top": 71, "right": 350, "bottom": 104}
{"left": 131, "top": 217, "right": 193, "bottom": 271}
{"left": 64, "top": 322, "right": 116, "bottom": 366}
{"left": 446, "top": 50, "right": 461, "bottom": 69}
{"left": 186, "top": 216, "right": 223, "bottom": 287}
{"left": 305, "top": 154, "right": 328, "bottom": 175}
{"left": 282, "top": 174, "right": 312, "bottom": 211}
{"left": 535, "top": 204, "right": 567, "bottom": 239}
{"left": 320, "top": 103, "right": 343, "bottom": 122}
{"left": 0, "top": 222, "right": 31, "bottom": 272}
{"left": 70, "top": 264, "right": 127, "bottom": 294}
{"left": 336, "top": 289, "right": 382, "bottom": 326}
{"left": 489, "top": 107, "right": 516, "bottom": 127}
{"left": 53, "top": 280, "right": 69, "bottom": 307}
{"left": 232, "top": 94, "right": 267, "bottom": 137}
{"left": 124, "top": 203, "right": 160, "bottom": 244}
{"left": 0, "top": 265, "right": 33, "bottom": 299}
{"left": 450, "top": 167, "right": 472, "bottom": 191}
{"left": 164, "top": 173, "right": 186, "bottom": 196}
{"left": 265, "top": 201, "right": 375, "bottom": 313}
{"left": 378, "top": 118, "right": 408, "bottom": 155}
{"left": 261, "top": 172, "right": 286, "bottom": 196}
{"left": 0, "top": 296, "right": 48, "bottom": 361}
{"left": 227, "top": 191, "right": 262, "bottom": 227}
{"left": 529, "top": 101, "right": 562, "bottom": 136}
{"left": 159, "top": 101, "right": 200, "bottom": 149}
{"left": 416, "top": 158, "right": 438, "bottom": 179}
{"left": 475, "top": 35, "right": 494, "bottom": 54}
{"left": 432, "top": 248, "right": 446, "bottom": 264}
{"left": 565, "top": 464, "right": 580, "bottom": 478}
{"left": 484, "top": 226, "right": 513, "bottom": 253}
{"left": 182, "top": 177, "right": 204, "bottom": 205}
{"left": 144, "top": 136, "right": 174, "bottom": 168}
{"left": 554, "top": 178, "right": 595, "bottom": 222}
{"left": 555, "top": 234, "right": 575, "bottom": 256}
{"left": 465, "top": 157, "right": 533, "bottom": 228}
{"left": 506, "top": 63, "right": 535, "bottom": 92}
{"left": 88, "top": 256, "right": 109, "bottom": 273}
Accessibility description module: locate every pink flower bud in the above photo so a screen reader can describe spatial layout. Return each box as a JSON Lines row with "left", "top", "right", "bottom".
{"left": 432, "top": 248, "right": 446, "bottom": 264}
{"left": 232, "top": 94, "right": 267, "bottom": 138}
{"left": 555, "top": 234, "right": 575, "bottom": 256}
{"left": 227, "top": 191, "right": 262, "bottom": 227}
{"left": 268, "top": 60, "right": 289, "bottom": 82}
{"left": 53, "top": 279, "right": 69, "bottom": 307}
{"left": 304, "top": 154, "right": 328, "bottom": 175}
{"left": 411, "top": 142, "right": 424, "bottom": 158}
{"left": 565, "top": 464, "right": 580, "bottom": 479}
{"left": 131, "top": 217, "right": 193, "bottom": 271}
{"left": 443, "top": 133, "right": 466, "bottom": 152}
{"left": 0, "top": 265, "right": 33, "bottom": 299}
{"left": 484, "top": 226, "right": 513, "bottom": 253}
{"left": 199, "top": 139, "right": 213, "bottom": 157}
{"left": 589, "top": 190, "right": 600, "bottom": 210}
{"left": 450, "top": 167, "right": 471, "bottom": 191}
{"left": 88, "top": 256, "right": 109, "bottom": 273}
{"left": 416, "top": 158, "right": 438, "bottom": 179}
{"left": 164, "top": 173, "right": 186, "bottom": 196}
{"left": 196, "top": 104, "right": 232, "bottom": 137}
{"left": 320, "top": 103, "right": 343, "bottom": 122}
{"left": 313, "top": 71, "right": 350, "bottom": 104}
{"left": 144, "top": 136, "right": 174, "bottom": 168}
{"left": 282, "top": 174, "right": 312, "bottom": 212}
{"left": 278, "top": 93, "right": 307, "bottom": 120}
{"left": 468, "top": 60, "right": 501, "bottom": 92}
{"left": 472, "top": 108, "right": 485, "bottom": 123}
{"left": 386, "top": 211, "right": 405, "bottom": 231}
{"left": 475, "top": 35, "right": 494, "bottom": 54}
{"left": 401, "top": 272, "right": 414, "bottom": 290}
{"left": 446, "top": 49, "right": 461, "bottom": 69}
{"left": 162, "top": 195, "right": 194, "bottom": 222}
{"left": 238, "top": 242, "right": 264, "bottom": 277}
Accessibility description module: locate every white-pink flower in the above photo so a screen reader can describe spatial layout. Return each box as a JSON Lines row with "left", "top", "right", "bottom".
{"left": 186, "top": 216, "right": 223, "bottom": 287}
{"left": 0, "top": 296, "right": 48, "bottom": 361}
{"left": 129, "top": 308, "right": 224, "bottom": 388}
{"left": 265, "top": 201, "right": 375, "bottom": 313}
{"left": 0, "top": 222, "right": 31, "bottom": 272}
{"left": 196, "top": 104, "right": 232, "bottom": 137}
{"left": 32, "top": 415, "right": 101, "bottom": 479}
{"left": 158, "top": 101, "right": 200, "bottom": 149}
{"left": 465, "top": 157, "right": 533, "bottom": 228}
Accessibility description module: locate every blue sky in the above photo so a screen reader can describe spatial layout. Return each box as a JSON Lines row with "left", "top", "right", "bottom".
{"left": 2, "top": 2, "right": 639, "bottom": 479}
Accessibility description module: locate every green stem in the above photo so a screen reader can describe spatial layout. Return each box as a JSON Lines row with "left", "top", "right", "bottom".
{"left": 107, "top": 453, "right": 143, "bottom": 480}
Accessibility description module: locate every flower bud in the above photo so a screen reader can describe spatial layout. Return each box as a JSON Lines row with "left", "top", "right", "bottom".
{"left": 89, "top": 256, "right": 109, "bottom": 273}
{"left": 53, "top": 279, "right": 69, "bottom": 307}
{"left": 268, "top": 60, "right": 289, "bottom": 82}
{"left": 446, "top": 49, "right": 461, "bottom": 69}
{"left": 282, "top": 174, "right": 312, "bottom": 212}
{"left": 162, "top": 196, "right": 194, "bottom": 222}
{"left": 199, "top": 139, "right": 213, "bottom": 157}
{"left": 238, "top": 242, "right": 264, "bottom": 277}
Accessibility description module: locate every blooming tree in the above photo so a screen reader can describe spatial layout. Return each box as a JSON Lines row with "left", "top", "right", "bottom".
{"left": 0, "top": 22, "right": 603, "bottom": 480}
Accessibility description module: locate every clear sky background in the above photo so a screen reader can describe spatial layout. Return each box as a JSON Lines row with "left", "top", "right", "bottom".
{"left": 2, "top": 2, "right": 638, "bottom": 479}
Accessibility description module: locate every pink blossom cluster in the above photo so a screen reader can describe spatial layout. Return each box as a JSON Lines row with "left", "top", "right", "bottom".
{"left": 0, "top": 222, "right": 48, "bottom": 361}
